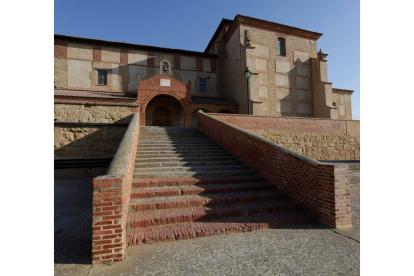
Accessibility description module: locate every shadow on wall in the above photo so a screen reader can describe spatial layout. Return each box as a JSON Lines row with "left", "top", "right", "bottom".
{"left": 269, "top": 66, "right": 313, "bottom": 117}
{"left": 54, "top": 116, "right": 133, "bottom": 159}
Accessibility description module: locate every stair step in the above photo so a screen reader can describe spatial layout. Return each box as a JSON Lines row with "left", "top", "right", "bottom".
{"left": 130, "top": 182, "right": 274, "bottom": 199}
{"left": 138, "top": 140, "right": 213, "bottom": 145}
{"left": 132, "top": 175, "right": 266, "bottom": 188}
{"left": 130, "top": 182, "right": 273, "bottom": 199}
{"left": 127, "top": 200, "right": 298, "bottom": 228}
{"left": 134, "top": 164, "right": 250, "bottom": 173}
{"left": 133, "top": 169, "right": 258, "bottom": 179}
{"left": 136, "top": 149, "right": 227, "bottom": 155}
{"left": 130, "top": 190, "right": 284, "bottom": 211}
{"left": 135, "top": 159, "right": 243, "bottom": 168}
{"left": 136, "top": 146, "right": 222, "bottom": 152}
{"left": 127, "top": 211, "right": 317, "bottom": 245}
{"left": 136, "top": 153, "right": 234, "bottom": 160}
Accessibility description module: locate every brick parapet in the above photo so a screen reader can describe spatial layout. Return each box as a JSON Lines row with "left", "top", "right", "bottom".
{"left": 197, "top": 112, "right": 352, "bottom": 229}
{"left": 91, "top": 113, "right": 140, "bottom": 264}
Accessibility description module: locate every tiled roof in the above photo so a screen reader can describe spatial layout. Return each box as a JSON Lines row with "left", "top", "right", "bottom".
{"left": 204, "top": 18, "right": 233, "bottom": 53}
{"left": 55, "top": 34, "right": 217, "bottom": 58}
{"left": 332, "top": 88, "right": 354, "bottom": 94}
{"left": 235, "top": 14, "right": 323, "bottom": 37}
{"left": 191, "top": 96, "right": 238, "bottom": 106}
{"left": 54, "top": 89, "right": 137, "bottom": 100}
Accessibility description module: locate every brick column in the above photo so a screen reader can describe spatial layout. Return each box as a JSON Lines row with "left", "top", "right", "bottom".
{"left": 92, "top": 176, "right": 125, "bottom": 263}
{"left": 317, "top": 164, "right": 352, "bottom": 228}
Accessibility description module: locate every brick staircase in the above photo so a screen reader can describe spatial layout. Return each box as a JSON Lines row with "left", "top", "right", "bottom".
{"left": 126, "top": 127, "right": 317, "bottom": 245}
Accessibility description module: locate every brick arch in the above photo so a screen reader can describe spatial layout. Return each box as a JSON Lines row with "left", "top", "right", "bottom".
{"left": 137, "top": 74, "right": 193, "bottom": 127}
{"left": 141, "top": 92, "right": 186, "bottom": 116}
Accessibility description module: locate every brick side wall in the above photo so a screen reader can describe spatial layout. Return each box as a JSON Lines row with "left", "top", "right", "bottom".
{"left": 208, "top": 114, "right": 360, "bottom": 160}
{"left": 197, "top": 112, "right": 352, "bottom": 228}
{"left": 91, "top": 114, "right": 140, "bottom": 264}
{"left": 211, "top": 114, "right": 352, "bottom": 134}
{"left": 249, "top": 130, "right": 360, "bottom": 160}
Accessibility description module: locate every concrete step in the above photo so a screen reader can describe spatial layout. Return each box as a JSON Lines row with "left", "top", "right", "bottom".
{"left": 133, "top": 169, "right": 258, "bottom": 179}
{"left": 139, "top": 133, "right": 206, "bottom": 137}
{"left": 135, "top": 152, "right": 234, "bottom": 159}
{"left": 136, "top": 149, "right": 228, "bottom": 155}
{"left": 135, "top": 159, "right": 243, "bottom": 168}
{"left": 134, "top": 164, "right": 250, "bottom": 173}
{"left": 127, "top": 200, "right": 298, "bottom": 228}
{"left": 130, "top": 182, "right": 274, "bottom": 199}
{"left": 136, "top": 145, "right": 222, "bottom": 151}
{"left": 129, "top": 190, "right": 285, "bottom": 211}
{"left": 131, "top": 175, "right": 267, "bottom": 188}
{"left": 135, "top": 156, "right": 238, "bottom": 164}
{"left": 137, "top": 140, "right": 214, "bottom": 146}
{"left": 127, "top": 211, "right": 317, "bottom": 245}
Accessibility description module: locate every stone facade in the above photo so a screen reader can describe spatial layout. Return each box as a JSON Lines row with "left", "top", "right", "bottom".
{"left": 54, "top": 14, "right": 355, "bottom": 124}
{"left": 54, "top": 38, "right": 222, "bottom": 98}
{"left": 54, "top": 14, "right": 358, "bottom": 162}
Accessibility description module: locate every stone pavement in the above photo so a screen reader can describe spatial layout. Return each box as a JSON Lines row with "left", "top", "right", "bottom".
{"left": 54, "top": 178, "right": 360, "bottom": 276}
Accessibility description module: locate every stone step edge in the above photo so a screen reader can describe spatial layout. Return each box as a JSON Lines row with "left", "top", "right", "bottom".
{"left": 133, "top": 169, "right": 258, "bottom": 179}
{"left": 127, "top": 200, "right": 297, "bottom": 228}
{"left": 132, "top": 175, "right": 266, "bottom": 188}
{"left": 129, "top": 190, "right": 284, "bottom": 211}
{"left": 126, "top": 211, "right": 317, "bottom": 245}
{"left": 129, "top": 182, "right": 273, "bottom": 199}
{"left": 134, "top": 160, "right": 243, "bottom": 168}
{"left": 134, "top": 164, "right": 250, "bottom": 173}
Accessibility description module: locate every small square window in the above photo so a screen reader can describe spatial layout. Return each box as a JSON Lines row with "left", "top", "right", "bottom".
{"left": 199, "top": 78, "right": 207, "bottom": 92}
{"left": 277, "top": 38, "right": 286, "bottom": 56}
{"left": 98, "top": 70, "right": 107, "bottom": 85}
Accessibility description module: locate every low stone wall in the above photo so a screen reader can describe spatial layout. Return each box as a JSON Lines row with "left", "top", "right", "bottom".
{"left": 248, "top": 130, "right": 360, "bottom": 160}
{"left": 207, "top": 114, "right": 360, "bottom": 161}
{"left": 91, "top": 113, "right": 140, "bottom": 264}
{"left": 54, "top": 103, "right": 135, "bottom": 123}
{"left": 198, "top": 112, "right": 352, "bottom": 229}
{"left": 54, "top": 125, "right": 127, "bottom": 158}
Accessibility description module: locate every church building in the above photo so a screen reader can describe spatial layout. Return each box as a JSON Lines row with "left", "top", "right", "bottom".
{"left": 54, "top": 14, "right": 354, "bottom": 130}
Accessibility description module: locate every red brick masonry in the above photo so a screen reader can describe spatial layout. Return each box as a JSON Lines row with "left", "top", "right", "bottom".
{"left": 197, "top": 112, "right": 352, "bottom": 229}
{"left": 91, "top": 113, "right": 140, "bottom": 264}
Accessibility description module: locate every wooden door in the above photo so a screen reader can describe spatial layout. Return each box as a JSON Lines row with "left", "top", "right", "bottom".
{"left": 153, "top": 107, "right": 172, "bottom": 127}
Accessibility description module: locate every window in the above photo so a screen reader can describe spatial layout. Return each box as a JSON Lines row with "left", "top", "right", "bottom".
{"left": 199, "top": 78, "right": 207, "bottom": 92}
{"left": 277, "top": 38, "right": 286, "bottom": 56}
{"left": 97, "top": 70, "right": 107, "bottom": 85}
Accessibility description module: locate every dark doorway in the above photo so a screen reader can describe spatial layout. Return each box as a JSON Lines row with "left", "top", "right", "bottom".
{"left": 153, "top": 107, "right": 172, "bottom": 126}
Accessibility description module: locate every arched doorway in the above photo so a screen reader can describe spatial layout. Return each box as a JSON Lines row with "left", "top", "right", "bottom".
{"left": 153, "top": 107, "right": 172, "bottom": 126}
{"left": 145, "top": 95, "right": 184, "bottom": 127}
{"left": 192, "top": 108, "right": 208, "bottom": 127}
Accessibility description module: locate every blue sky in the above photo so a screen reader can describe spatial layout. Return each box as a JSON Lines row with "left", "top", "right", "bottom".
{"left": 55, "top": 0, "right": 360, "bottom": 119}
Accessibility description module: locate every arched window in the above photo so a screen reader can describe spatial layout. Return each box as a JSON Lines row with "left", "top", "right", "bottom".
{"left": 277, "top": 38, "right": 286, "bottom": 56}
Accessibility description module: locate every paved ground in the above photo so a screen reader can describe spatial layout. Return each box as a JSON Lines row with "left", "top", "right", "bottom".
{"left": 54, "top": 176, "right": 360, "bottom": 276}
